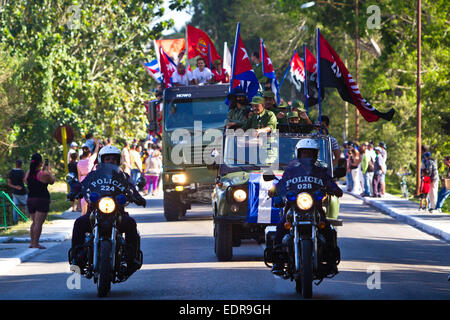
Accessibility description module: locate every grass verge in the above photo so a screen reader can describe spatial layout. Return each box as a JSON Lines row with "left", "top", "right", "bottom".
{"left": 0, "top": 181, "right": 72, "bottom": 237}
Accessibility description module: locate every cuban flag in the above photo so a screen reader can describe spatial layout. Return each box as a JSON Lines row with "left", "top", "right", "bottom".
{"left": 246, "top": 173, "right": 282, "bottom": 224}
{"left": 229, "top": 23, "right": 259, "bottom": 102}
{"left": 158, "top": 46, "right": 177, "bottom": 88}
{"left": 142, "top": 59, "right": 162, "bottom": 83}
{"left": 260, "top": 38, "right": 280, "bottom": 104}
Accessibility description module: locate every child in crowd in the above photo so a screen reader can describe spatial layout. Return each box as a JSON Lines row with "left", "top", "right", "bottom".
{"left": 419, "top": 169, "right": 431, "bottom": 211}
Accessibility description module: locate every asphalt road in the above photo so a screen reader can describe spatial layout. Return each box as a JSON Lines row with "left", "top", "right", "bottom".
{"left": 0, "top": 193, "right": 448, "bottom": 300}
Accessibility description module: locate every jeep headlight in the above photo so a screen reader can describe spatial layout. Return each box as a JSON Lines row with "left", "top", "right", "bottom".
{"left": 172, "top": 173, "right": 187, "bottom": 184}
{"left": 98, "top": 197, "right": 116, "bottom": 214}
{"left": 233, "top": 189, "right": 247, "bottom": 203}
{"left": 296, "top": 192, "right": 313, "bottom": 210}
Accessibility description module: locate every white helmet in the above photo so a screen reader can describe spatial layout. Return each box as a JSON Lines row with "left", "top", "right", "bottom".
{"left": 98, "top": 145, "right": 121, "bottom": 164}
{"left": 296, "top": 138, "right": 319, "bottom": 151}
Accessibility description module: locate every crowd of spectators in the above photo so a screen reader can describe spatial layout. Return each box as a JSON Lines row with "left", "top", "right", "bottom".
{"left": 342, "top": 141, "right": 386, "bottom": 199}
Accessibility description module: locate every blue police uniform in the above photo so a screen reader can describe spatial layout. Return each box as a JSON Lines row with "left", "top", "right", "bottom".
{"left": 274, "top": 158, "right": 343, "bottom": 245}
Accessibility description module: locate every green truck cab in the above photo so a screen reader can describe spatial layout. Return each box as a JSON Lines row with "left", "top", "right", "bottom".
{"left": 212, "top": 128, "right": 344, "bottom": 261}
{"left": 149, "top": 84, "right": 230, "bottom": 221}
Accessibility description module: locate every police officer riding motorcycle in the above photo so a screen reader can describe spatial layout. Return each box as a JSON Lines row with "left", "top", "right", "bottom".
{"left": 265, "top": 138, "right": 343, "bottom": 298}
{"left": 68, "top": 145, "right": 146, "bottom": 297}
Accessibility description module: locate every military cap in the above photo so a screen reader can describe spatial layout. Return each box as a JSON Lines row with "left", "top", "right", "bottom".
{"left": 287, "top": 111, "right": 299, "bottom": 119}
{"left": 263, "top": 90, "right": 275, "bottom": 98}
{"left": 250, "top": 96, "right": 265, "bottom": 105}
{"left": 277, "top": 100, "right": 288, "bottom": 108}
{"left": 290, "top": 99, "right": 300, "bottom": 108}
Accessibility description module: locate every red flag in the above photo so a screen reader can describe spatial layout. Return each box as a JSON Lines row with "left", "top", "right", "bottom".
{"left": 260, "top": 39, "right": 280, "bottom": 104}
{"left": 318, "top": 33, "right": 394, "bottom": 122}
{"left": 187, "top": 25, "right": 221, "bottom": 63}
{"left": 158, "top": 46, "right": 177, "bottom": 88}
{"left": 289, "top": 48, "right": 322, "bottom": 106}
{"left": 154, "top": 39, "right": 186, "bottom": 61}
{"left": 229, "top": 24, "right": 259, "bottom": 101}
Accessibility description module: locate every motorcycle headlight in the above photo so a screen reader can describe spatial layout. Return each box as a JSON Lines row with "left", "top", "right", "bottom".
{"left": 172, "top": 173, "right": 187, "bottom": 184}
{"left": 98, "top": 197, "right": 116, "bottom": 214}
{"left": 233, "top": 189, "right": 247, "bottom": 203}
{"left": 296, "top": 192, "right": 313, "bottom": 210}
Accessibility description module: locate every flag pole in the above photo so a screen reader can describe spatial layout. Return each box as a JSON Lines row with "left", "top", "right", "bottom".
{"left": 260, "top": 38, "right": 264, "bottom": 75}
{"left": 303, "top": 43, "right": 308, "bottom": 115}
{"left": 208, "top": 43, "right": 213, "bottom": 69}
{"left": 317, "top": 28, "right": 322, "bottom": 124}
{"left": 185, "top": 24, "right": 188, "bottom": 69}
{"left": 279, "top": 50, "right": 296, "bottom": 90}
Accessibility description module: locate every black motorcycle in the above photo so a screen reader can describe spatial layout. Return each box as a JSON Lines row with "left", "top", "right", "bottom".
{"left": 68, "top": 163, "right": 144, "bottom": 297}
{"left": 263, "top": 174, "right": 342, "bottom": 299}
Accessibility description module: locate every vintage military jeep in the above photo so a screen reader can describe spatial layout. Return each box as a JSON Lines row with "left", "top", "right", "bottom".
{"left": 212, "top": 126, "right": 344, "bottom": 261}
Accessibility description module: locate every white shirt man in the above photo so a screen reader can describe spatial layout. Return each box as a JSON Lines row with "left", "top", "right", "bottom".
{"left": 172, "top": 70, "right": 194, "bottom": 86}
{"left": 172, "top": 63, "right": 194, "bottom": 86}
{"left": 193, "top": 58, "right": 213, "bottom": 84}
{"left": 193, "top": 67, "right": 212, "bottom": 84}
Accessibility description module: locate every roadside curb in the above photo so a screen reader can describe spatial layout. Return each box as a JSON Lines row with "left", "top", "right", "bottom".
{"left": 0, "top": 243, "right": 60, "bottom": 275}
{"left": 0, "top": 208, "right": 74, "bottom": 275}
{"left": 345, "top": 191, "right": 450, "bottom": 242}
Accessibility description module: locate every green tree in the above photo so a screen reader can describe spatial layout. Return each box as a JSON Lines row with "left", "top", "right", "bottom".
{"left": 0, "top": 0, "right": 189, "bottom": 176}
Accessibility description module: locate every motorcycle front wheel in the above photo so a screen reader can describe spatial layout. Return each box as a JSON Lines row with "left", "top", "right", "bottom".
{"left": 300, "top": 239, "right": 313, "bottom": 299}
{"left": 97, "top": 240, "right": 112, "bottom": 297}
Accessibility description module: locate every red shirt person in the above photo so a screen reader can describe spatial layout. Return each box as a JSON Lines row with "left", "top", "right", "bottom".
{"left": 211, "top": 59, "right": 229, "bottom": 84}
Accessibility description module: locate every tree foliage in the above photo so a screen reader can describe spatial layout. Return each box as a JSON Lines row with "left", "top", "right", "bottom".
{"left": 0, "top": 0, "right": 189, "bottom": 175}
{"left": 189, "top": 0, "right": 449, "bottom": 180}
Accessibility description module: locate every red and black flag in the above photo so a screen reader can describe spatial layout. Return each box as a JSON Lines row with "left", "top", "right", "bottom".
{"left": 318, "top": 33, "right": 395, "bottom": 122}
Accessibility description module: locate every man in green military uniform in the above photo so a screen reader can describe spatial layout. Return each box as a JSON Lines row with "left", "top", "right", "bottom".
{"left": 243, "top": 96, "right": 278, "bottom": 134}
{"left": 226, "top": 89, "right": 250, "bottom": 129}
{"left": 263, "top": 90, "right": 288, "bottom": 124}
{"left": 291, "top": 100, "right": 313, "bottom": 125}
{"left": 287, "top": 111, "right": 300, "bottom": 124}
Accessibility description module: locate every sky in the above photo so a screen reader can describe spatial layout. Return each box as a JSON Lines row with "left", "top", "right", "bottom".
{"left": 159, "top": 0, "right": 193, "bottom": 35}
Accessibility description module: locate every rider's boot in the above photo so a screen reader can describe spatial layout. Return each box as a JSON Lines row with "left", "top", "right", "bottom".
{"left": 69, "top": 246, "right": 86, "bottom": 274}
{"left": 271, "top": 245, "right": 285, "bottom": 276}
{"left": 124, "top": 244, "right": 141, "bottom": 277}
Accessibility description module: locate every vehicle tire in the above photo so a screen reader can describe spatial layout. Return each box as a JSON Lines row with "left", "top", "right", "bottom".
{"left": 300, "top": 239, "right": 313, "bottom": 299}
{"left": 163, "top": 191, "right": 186, "bottom": 221}
{"left": 215, "top": 221, "right": 233, "bottom": 261}
{"left": 97, "top": 240, "right": 112, "bottom": 297}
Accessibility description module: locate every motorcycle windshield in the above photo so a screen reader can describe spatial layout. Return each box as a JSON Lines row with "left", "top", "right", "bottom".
{"left": 81, "top": 163, "right": 130, "bottom": 200}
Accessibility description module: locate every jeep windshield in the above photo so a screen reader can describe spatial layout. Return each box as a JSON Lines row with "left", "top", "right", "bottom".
{"left": 222, "top": 133, "right": 332, "bottom": 174}
{"left": 165, "top": 98, "right": 229, "bottom": 131}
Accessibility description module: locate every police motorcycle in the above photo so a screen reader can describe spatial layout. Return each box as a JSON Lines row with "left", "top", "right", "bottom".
{"left": 68, "top": 161, "right": 144, "bottom": 297}
{"left": 263, "top": 139, "right": 345, "bottom": 299}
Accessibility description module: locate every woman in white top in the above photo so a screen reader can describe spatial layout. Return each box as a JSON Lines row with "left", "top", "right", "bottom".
{"left": 192, "top": 57, "right": 213, "bottom": 85}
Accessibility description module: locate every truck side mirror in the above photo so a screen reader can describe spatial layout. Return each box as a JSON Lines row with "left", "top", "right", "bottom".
{"left": 145, "top": 100, "right": 158, "bottom": 132}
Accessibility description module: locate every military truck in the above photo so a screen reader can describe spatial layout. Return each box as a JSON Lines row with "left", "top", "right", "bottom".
{"left": 147, "top": 84, "right": 230, "bottom": 221}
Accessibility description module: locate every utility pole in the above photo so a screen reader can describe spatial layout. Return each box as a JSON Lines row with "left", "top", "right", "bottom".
{"left": 416, "top": 0, "right": 422, "bottom": 195}
{"left": 355, "top": 0, "right": 360, "bottom": 141}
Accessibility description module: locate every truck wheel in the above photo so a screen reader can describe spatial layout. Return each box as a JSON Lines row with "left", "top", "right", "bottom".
{"left": 163, "top": 192, "right": 186, "bottom": 221}
{"left": 215, "top": 221, "right": 233, "bottom": 261}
